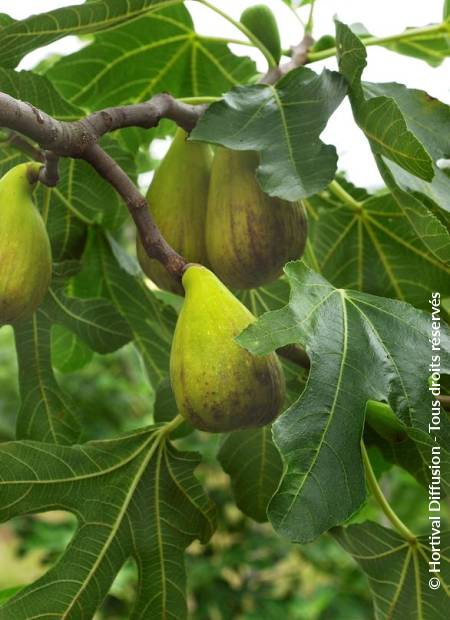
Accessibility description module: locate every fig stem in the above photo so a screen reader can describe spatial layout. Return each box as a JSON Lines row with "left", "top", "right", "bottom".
{"left": 38, "top": 151, "right": 60, "bottom": 187}
{"left": 198, "top": 35, "right": 255, "bottom": 48}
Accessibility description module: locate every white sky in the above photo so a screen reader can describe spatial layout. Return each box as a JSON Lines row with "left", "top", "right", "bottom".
{"left": 2, "top": 0, "right": 449, "bottom": 188}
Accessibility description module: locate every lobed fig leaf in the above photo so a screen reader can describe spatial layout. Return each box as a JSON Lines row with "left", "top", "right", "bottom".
{"left": 137, "top": 129, "right": 211, "bottom": 294}
{"left": 206, "top": 149, "right": 307, "bottom": 289}
{"left": 0, "top": 162, "right": 52, "bottom": 325}
{"left": 170, "top": 264, "right": 285, "bottom": 432}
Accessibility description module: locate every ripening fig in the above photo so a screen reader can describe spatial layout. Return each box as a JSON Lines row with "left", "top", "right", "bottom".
{"left": 170, "top": 264, "right": 285, "bottom": 432}
{"left": 206, "top": 148, "right": 307, "bottom": 289}
{"left": 137, "top": 128, "right": 211, "bottom": 294}
{"left": 0, "top": 162, "right": 52, "bottom": 325}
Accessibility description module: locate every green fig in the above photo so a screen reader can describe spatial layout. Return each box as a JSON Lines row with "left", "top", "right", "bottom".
{"left": 137, "top": 128, "right": 211, "bottom": 294}
{"left": 206, "top": 148, "right": 307, "bottom": 289}
{"left": 0, "top": 162, "right": 52, "bottom": 325}
{"left": 240, "top": 4, "right": 282, "bottom": 65}
{"left": 170, "top": 264, "right": 285, "bottom": 433}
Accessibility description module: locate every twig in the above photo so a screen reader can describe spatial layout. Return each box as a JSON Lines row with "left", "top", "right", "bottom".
{"left": 261, "top": 34, "right": 315, "bottom": 84}
{"left": 83, "top": 144, "right": 187, "bottom": 280}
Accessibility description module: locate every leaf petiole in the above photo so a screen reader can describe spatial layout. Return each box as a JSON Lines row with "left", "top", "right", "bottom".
{"left": 159, "top": 413, "right": 185, "bottom": 437}
{"left": 307, "top": 21, "right": 448, "bottom": 62}
{"left": 194, "top": 0, "right": 278, "bottom": 69}
{"left": 305, "top": 0, "right": 316, "bottom": 35}
{"left": 327, "top": 180, "right": 363, "bottom": 213}
{"left": 361, "top": 442, "right": 416, "bottom": 543}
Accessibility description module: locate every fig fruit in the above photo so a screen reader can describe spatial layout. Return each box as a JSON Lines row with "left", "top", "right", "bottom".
{"left": 206, "top": 148, "right": 307, "bottom": 289}
{"left": 137, "top": 128, "right": 211, "bottom": 294}
{"left": 170, "top": 264, "right": 285, "bottom": 432}
{"left": 240, "top": 4, "right": 282, "bottom": 65}
{"left": 0, "top": 162, "right": 52, "bottom": 325}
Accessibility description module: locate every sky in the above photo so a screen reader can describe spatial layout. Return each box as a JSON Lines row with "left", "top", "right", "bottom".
{"left": 2, "top": 0, "right": 449, "bottom": 188}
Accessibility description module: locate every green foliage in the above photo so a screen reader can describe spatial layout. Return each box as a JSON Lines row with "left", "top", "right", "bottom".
{"left": 334, "top": 523, "right": 450, "bottom": 619}
{"left": 377, "top": 25, "right": 450, "bottom": 68}
{"left": 0, "top": 0, "right": 165, "bottom": 68}
{"left": 238, "top": 263, "right": 450, "bottom": 541}
{"left": 46, "top": 5, "right": 257, "bottom": 109}
{"left": 0, "top": 2, "right": 449, "bottom": 619}
{"left": 0, "top": 429, "right": 215, "bottom": 619}
{"left": 306, "top": 185, "right": 450, "bottom": 306}
{"left": 192, "top": 67, "right": 347, "bottom": 200}
{"left": 218, "top": 427, "right": 283, "bottom": 522}
{"left": 335, "top": 20, "right": 450, "bottom": 266}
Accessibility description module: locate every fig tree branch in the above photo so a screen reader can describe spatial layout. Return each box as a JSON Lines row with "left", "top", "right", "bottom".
{"left": 0, "top": 91, "right": 205, "bottom": 279}
{"left": 83, "top": 144, "right": 187, "bottom": 278}
{"left": 262, "top": 34, "right": 314, "bottom": 84}
{"left": 0, "top": 92, "right": 205, "bottom": 156}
